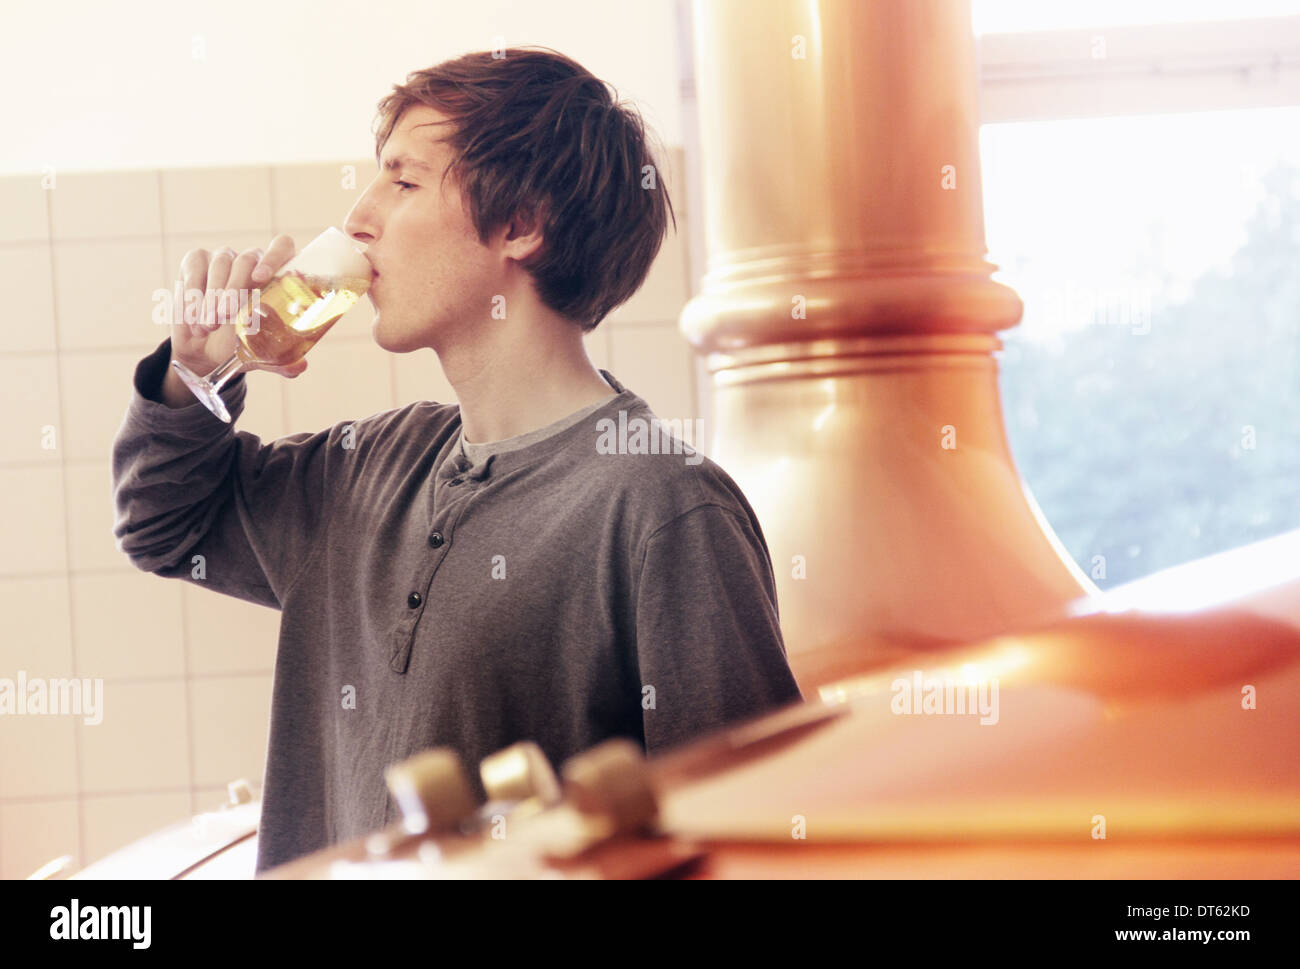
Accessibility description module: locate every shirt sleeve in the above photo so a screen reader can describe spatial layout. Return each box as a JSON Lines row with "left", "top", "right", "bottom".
{"left": 633, "top": 503, "right": 805, "bottom": 754}
{"left": 111, "top": 337, "right": 338, "bottom": 609}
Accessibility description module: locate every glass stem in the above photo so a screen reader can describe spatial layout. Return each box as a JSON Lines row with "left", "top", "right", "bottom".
{"left": 207, "top": 351, "right": 244, "bottom": 394}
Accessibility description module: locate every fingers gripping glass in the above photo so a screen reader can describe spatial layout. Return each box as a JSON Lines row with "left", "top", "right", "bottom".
{"left": 170, "top": 227, "right": 374, "bottom": 423}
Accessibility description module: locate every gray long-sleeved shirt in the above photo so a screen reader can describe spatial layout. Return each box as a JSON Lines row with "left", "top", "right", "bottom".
{"left": 112, "top": 338, "right": 803, "bottom": 873}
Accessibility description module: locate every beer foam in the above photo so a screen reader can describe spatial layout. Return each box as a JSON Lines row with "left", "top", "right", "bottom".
{"left": 288, "top": 227, "right": 373, "bottom": 280}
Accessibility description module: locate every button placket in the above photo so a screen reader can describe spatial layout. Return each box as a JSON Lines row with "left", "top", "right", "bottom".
{"left": 390, "top": 483, "right": 484, "bottom": 674}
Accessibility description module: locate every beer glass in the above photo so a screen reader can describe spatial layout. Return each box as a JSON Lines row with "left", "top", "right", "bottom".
{"left": 170, "top": 227, "right": 374, "bottom": 423}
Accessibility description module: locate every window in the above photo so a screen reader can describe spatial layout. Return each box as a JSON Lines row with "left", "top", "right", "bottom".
{"left": 982, "top": 107, "right": 1300, "bottom": 586}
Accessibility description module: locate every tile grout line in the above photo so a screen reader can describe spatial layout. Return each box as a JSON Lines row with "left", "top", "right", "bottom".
{"left": 45, "top": 170, "right": 86, "bottom": 872}
{"left": 158, "top": 168, "right": 199, "bottom": 821}
{"left": 180, "top": 586, "right": 197, "bottom": 818}
{"left": 1, "top": 786, "right": 209, "bottom": 804}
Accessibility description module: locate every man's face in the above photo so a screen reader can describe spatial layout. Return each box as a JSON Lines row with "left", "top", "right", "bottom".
{"left": 344, "top": 105, "right": 502, "bottom": 353}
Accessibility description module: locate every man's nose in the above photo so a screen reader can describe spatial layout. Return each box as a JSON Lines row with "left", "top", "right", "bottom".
{"left": 344, "top": 194, "right": 379, "bottom": 244}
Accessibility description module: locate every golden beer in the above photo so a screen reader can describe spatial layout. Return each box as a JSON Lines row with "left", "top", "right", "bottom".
{"left": 234, "top": 269, "right": 371, "bottom": 366}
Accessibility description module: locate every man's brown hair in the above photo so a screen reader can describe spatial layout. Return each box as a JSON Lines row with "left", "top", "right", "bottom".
{"left": 373, "top": 47, "right": 677, "bottom": 333}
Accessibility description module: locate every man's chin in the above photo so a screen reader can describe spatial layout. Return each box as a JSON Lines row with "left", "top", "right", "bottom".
{"left": 371, "top": 314, "right": 428, "bottom": 354}
{"left": 370, "top": 313, "right": 399, "bottom": 352}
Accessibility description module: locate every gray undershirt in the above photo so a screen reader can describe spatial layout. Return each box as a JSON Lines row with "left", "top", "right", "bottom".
{"left": 455, "top": 370, "right": 619, "bottom": 468}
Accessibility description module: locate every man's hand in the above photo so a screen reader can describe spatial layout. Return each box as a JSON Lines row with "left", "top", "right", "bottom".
{"left": 159, "top": 234, "right": 307, "bottom": 408}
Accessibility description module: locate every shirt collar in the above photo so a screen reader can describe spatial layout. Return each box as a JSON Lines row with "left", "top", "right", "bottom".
{"left": 435, "top": 369, "right": 640, "bottom": 483}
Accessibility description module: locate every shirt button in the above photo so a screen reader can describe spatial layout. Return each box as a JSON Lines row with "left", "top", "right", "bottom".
{"left": 407, "top": 592, "right": 422, "bottom": 609}
{"left": 428, "top": 532, "right": 444, "bottom": 548}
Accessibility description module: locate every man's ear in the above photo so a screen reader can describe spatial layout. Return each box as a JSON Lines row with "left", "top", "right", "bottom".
{"left": 504, "top": 201, "right": 549, "bottom": 261}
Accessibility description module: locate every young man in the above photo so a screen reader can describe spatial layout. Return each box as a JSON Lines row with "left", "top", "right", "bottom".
{"left": 113, "top": 47, "right": 802, "bottom": 875}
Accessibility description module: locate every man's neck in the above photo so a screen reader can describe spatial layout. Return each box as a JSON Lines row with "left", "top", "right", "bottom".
{"left": 437, "top": 316, "right": 618, "bottom": 445}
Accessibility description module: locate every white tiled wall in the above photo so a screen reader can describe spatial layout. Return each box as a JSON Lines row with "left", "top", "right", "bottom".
{"left": 0, "top": 147, "right": 697, "bottom": 878}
